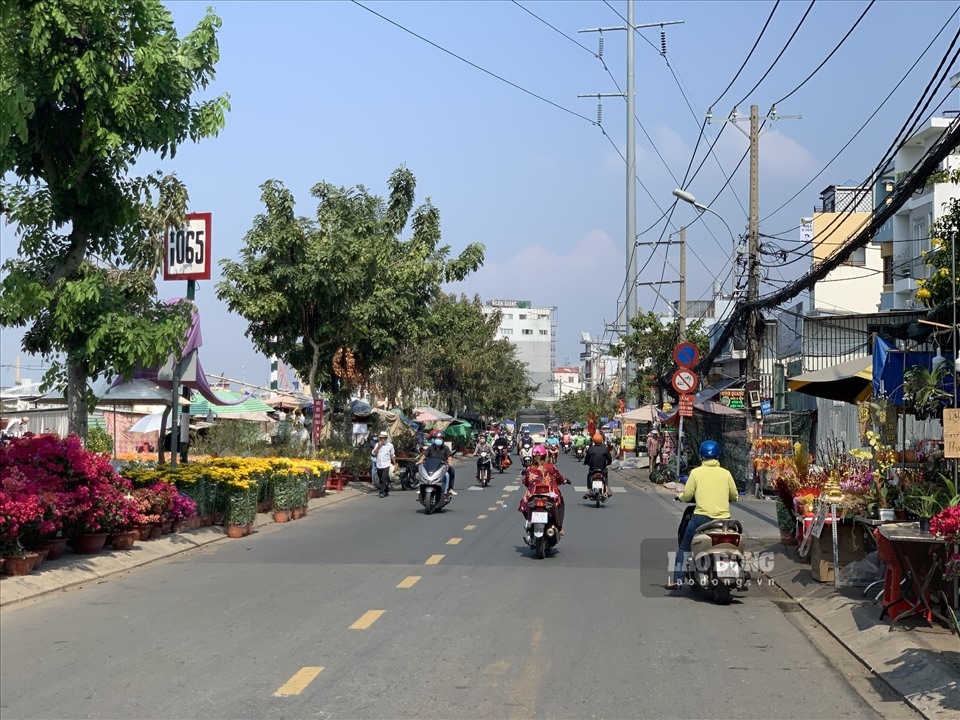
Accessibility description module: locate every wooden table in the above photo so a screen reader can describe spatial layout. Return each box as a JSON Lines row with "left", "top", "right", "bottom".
{"left": 878, "top": 523, "right": 957, "bottom": 630}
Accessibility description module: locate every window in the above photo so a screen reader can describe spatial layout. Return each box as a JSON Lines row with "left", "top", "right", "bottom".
{"left": 844, "top": 247, "right": 866, "bottom": 266}
{"left": 539, "top": 329, "right": 548, "bottom": 335}
{"left": 882, "top": 255, "right": 893, "bottom": 285}
{"left": 522, "top": 329, "right": 533, "bottom": 335}
{"left": 518, "top": 313, "right": 527, "bottom": 320}
{"left": 501, "top": 328, "right": 513, "bottom": 335}
{"left": 503, "top": 313, "right": 512, "bottom": 319}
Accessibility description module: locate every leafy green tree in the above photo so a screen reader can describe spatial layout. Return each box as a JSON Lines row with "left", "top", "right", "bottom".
{"left": 218, "top": 169, "right": 485, "bottom": 418}
{"left": 0, "top": 0, "right": 229, "bottom": 440}
{"left": 612, "top": 310, "right": 710, "bottom": 404}
{"left": 552, "top": 390, "right": 618, "bottom": 425}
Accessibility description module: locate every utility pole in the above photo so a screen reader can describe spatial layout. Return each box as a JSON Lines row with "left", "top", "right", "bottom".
{"left": 580, "top": 5, "right": 683, "bottom": 407}
{"left": 710, "top": 104, "right": 799, "bottom": 386}
{"left": 678, "top": 226, "right": 687, "bottom": 342}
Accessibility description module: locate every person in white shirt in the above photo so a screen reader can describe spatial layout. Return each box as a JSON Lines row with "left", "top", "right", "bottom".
{"left": 374, "top": 430, "right": 397, "bottom": 498}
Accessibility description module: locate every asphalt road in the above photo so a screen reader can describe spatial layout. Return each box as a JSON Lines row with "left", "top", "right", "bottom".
{"left": 0, "top": 451, "right": 918, "bottom": 719}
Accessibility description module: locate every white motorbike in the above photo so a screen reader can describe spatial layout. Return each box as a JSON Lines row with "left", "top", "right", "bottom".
{"left": 476, "top": 450, "right": 493, "bottom": 487}
{"left": 519, "top": 445, "right": 533, "bottom": 468}
{"left": 418, "top": 458, "right": 452, "bottom": 515}
{"left": 678, "top": 505, "right": 747, "bottom": 605}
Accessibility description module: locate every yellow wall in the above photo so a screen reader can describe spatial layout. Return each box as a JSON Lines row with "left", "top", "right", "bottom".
{"left": 811, "top": 212, "right": 871, "bottom": 262}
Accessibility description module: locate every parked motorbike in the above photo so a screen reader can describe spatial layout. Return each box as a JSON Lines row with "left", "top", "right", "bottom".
{"left": 585, "top": 469, "right": 608, "bottom": 508}
{"left": 523, "top": 480, "right": 562, "bottom": 559}
{"left": 394, "top": 459, "right": 422, "bottom": 491}
{"left": 677, "top": 504, "right": 747, "bottom": 605}
{"left": 476, "top": 449, "right": 493, "bottom": 487}
{"left": 418, "top": 458, "right": 452, "bottom": 515}
{"left": 519, "top": 445, "right": 533, "bottom": 468}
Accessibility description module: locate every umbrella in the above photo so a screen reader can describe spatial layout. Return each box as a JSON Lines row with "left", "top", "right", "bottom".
{"left": 615, "top": 405, "right": 662, "bottom": 423}
{"left": 787, "top": 356, "right": 873, "bottom": 404}
{"left": 129, "top": 412, "right": 166, "bottom": 434}
{"left": 414, "top": 406, "right": 453, "bottom": 422}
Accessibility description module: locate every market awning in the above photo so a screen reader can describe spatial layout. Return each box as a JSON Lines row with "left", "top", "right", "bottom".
{"left": 787, "top": 355, "right": 873, "bottom": 404}
{"left": 188, "top": 390, "right": 274, "bottom": 421}
{"left": 414, "top": 406, "right": 453, "bottom": 422}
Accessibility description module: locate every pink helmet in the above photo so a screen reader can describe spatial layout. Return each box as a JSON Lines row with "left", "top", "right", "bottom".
{"left": 532, "top": 444, "right": 547, "bottom": 457}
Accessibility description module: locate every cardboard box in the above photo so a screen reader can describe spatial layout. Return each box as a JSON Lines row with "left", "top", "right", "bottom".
{"left": 810, "top": 525, "right": 865, "bottom": 582}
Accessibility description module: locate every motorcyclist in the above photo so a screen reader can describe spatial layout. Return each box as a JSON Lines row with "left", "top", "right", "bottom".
{"left": 546, "top": 433, "right": 560, "bottom": 461}
{"left": 582, "top": 433, "right": 613, "bottom": 499}
{"left": 418, "top": 429, "right": 457, "bottom": 496}
{"left": 518, "top": 445, "right": 566, "bottom": 536}
{"left": 518, "top": 430, "right": 533, "bottom": 453}
{"left": 561, "top": 429, "right": 572, "bottom": 449}
{"left": 474, "top": 435, "right": 493, "bottom": 481}
{"left": 668, "top": 440, "right": 738, "bottom": 590}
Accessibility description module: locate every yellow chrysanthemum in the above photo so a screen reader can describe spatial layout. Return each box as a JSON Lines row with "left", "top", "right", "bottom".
{"left": 916, "top": 288, "right": 931, "bottom": 300}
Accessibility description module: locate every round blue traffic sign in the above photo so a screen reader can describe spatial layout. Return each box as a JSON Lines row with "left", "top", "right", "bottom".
{"left": 674, "top": 342, "right": 700, "bottom": 368}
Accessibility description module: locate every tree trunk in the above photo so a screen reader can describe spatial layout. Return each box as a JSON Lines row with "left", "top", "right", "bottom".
{"left": 158, "top": 406, "right": 170, "bottom": 464}
{"left": 66, "top": 358, "right": 89, "bottom": 444}
{"left": 308, "top": 339, "right": 321, "bottom": 459}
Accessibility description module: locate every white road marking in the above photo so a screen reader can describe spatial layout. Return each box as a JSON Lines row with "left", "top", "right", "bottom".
{"left": 573, "top": 486, "right": 627, "bottom": 493}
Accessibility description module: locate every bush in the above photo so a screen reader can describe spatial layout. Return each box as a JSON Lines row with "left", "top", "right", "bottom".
{"left": 87, "top": 425, "right": 114, "bottom": 454}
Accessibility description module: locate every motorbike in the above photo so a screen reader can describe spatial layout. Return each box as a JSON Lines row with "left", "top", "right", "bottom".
{"left": 585, "top": 469, "right": 608, "bottom": 508}
{"left": 476, "top": 449, "right": 493, "bottom": 487}
{"left": 519, "top": 445, "right": 533, "bottom": 468}
{"left": 561, "top": 440, "right": 572, "bottom": 454}
{"left": 494, "top": 447, "right": 511, "bottom": 474}
{"left": 574, "top": 445, "right": 585, "bottom": 461}
{"left": 546, "top": 444, "right": 559, "bottom": 464}
{"left": 677, "top": 504, "right": 747, "bottom": 605}
{"left": 522, "top": 479, "right": 562, "bottom": 559}
{"left": 418, "top": 458, "right": 453, "bottom": 515}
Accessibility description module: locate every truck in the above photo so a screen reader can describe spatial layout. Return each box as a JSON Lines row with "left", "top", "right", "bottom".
{"left": 515, "top": 407, "right": 550, "bottom": 448}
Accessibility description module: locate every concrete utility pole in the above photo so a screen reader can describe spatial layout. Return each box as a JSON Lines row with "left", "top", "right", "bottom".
{"left": 580, "top": 5, "right": 682, "bottom": 406}
{"left": 679, "top": 226, "right": 687, "bottom": 343}
{"left": 710, "top": 104, "right": 799, "bottom": 386}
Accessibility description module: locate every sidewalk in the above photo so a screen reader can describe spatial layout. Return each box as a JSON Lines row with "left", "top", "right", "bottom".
{"left": 618, "top": 466, "right": 959, "bottom": 720}
{"left": 0, "top": 484, "right": 372, "bottom": 608}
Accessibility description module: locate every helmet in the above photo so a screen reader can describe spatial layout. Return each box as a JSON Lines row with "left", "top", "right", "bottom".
{"left": 592, "top": 433, "right": 603, "bottom": 443}
{"left": 699, "top": 440, "right": 721, "bottom": 460}
{"left": 532, "top": 444, "right": 547, "bottom": 457}
{"left": 428, "top": 429, "right": 441, "bottom": 439}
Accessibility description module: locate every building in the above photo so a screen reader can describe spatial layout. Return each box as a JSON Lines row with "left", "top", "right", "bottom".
{"left": 552, "top": 367, "right": 582, "bottom": 398}
{"left": 480, "top": 300, "right": 556, "bottom": 399}
{"left": 879, "top": 116, "right": 960, "bottom": 310}
{"left": 806, "top": 184, "right": 883, "bottom": 315}
{"left": 579, "top": 332, "right": 620, "bottom": 400}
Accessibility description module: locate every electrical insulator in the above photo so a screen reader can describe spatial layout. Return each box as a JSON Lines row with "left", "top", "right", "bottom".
{"left": 598, "top": 35, "right": 604, "bottom": 58}
{"left": 660, "top": 30, "right": 667, "bottom": 57}
{"left": 597, "top": 101, "right": 603, "bottom": 125}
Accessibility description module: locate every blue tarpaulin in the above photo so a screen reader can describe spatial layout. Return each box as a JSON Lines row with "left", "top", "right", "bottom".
{"left": 873, "top": 336, "right": 954, "bottom": 405}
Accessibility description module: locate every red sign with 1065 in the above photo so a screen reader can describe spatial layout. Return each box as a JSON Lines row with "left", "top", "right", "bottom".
{"left": 163, "top": 212, "right": 211, "bottom": 281}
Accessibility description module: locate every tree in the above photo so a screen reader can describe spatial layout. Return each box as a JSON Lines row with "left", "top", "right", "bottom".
{"left": 916, "top": 168, "right": 959, "bottom": 316}
{"left": 0, "top": 1, "right": 229, "bottom": 440}
{"left": 217, "top": 169, "right": 485, "bottom": 421}
{"left": 552, "top": 390, "right": 618, "bottom": 425}
{"left": 612, "top": 310, "right": 710, "bottom": 404}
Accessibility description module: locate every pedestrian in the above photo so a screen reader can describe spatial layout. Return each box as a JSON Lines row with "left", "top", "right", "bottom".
{"left": 646, "top": 428, "right": 661, "bottom": 473}
{"left": 374, "top": 431, "right": 397, "bottom": 498}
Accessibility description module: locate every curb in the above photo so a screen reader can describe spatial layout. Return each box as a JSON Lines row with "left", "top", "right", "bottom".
{"left": 0, "top": 485, "right": 367, "bottom": 608}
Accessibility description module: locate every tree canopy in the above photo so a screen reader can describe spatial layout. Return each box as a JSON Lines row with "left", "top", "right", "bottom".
{"left": 218, "top": 168, "right": 486, "bottom": 407}
{"left": 612, "top": 310, "right": 710, "bottom": 404}
{"left": 0, "top": 0, "right": 229, "bottom": 440}
{"left": 551, "top": 390, "right": 618, "bottom": 425}
{"left": 916, "top": 168, "right": 959, "bottom": 316}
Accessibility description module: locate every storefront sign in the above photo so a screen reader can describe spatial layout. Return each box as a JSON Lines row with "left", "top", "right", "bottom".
{"left": 944, "top": 409, "right": 960, "bottom": 459}
{"left": 720, "top": 389, "right": 745, "bottom": 409}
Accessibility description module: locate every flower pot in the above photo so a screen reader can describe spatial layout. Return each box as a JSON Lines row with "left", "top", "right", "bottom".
{"left": 161, "top": 520, "right": 173, "bottom": 535}
{"left": 110, "top": 530, "right": 138, "bottom": 551}
{"left": 301, "top": 505, "right": 308, "bottom": 517}
{"left": 879, "top": 508, "right": 896, "bottom": 522}
{"left": 40, "top": 538, "right": 68, "bottom": 561}
{"left": 31, "top": 547, "right": 50, "bottom": 570}
{"left": 273, "top": 510, "right": 290, "bottom": 523}
{"left": 257, "top": 500, "right": 272, "bottom": 513}
{"left": 244, "top": 522, "right": 254, "bottom": 536}
{"left": 212, "top": 512, "right": 225, "bottom": 526}
{"left": 918, "top": 517, "right": 932, "bottom": 533}
{"left": 894, "top": 509, "right": 908, "bottom": 521}
{"left": 73, "top": 533, "right": 108, "bottom": 555}
{"left": 291, "top": 508, "right": 302, "bottom": 520}
{"left": 903, "top": 450, "right": 917, "bottom": 463}
{"left": 170, "top": 521, "right": 187, "bottom": 534}
{"left": 225, "top": 524, "right": 245, "bottom": 538}
{"left": 137, "top": 524, "right": 153, "bottom": 541}
{"left": 149, "top": 524, "right": 163, "bottom": 540}
{"left": 3, "top": 555, "right": 35, "bottom": 576}
{"left": 201, "top": 514, "right": 213, "bottom": 527}
{"left": 780, "top": 531, "right": 798, "bottom": 546}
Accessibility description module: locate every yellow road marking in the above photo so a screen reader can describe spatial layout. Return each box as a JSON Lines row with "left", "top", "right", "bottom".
{"left": 425, "top": 554, "right": 445, "bottom": 565}
{"left": 487, "top": 506, "right": 498, "bottom": 511}
{"left": 477, "top": 514, "right": 488, "bottom": 519}
{"left": 397, "top": 575, "right": 421, "bottom": 589}
{"left": 273, "top": 667, "right": 324, "bottom": 696}
{"left": 350, "top": 610, "right": 384, "bottom": 629}
{"left": 446, "top": 537, "right": 462, "bottom": 545}
{"left": 463, "top": 525, "right": 476, "bottom": 531}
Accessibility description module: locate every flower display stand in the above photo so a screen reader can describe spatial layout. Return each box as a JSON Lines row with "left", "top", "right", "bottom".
{"left": 326, "top": 472, "right": 348, "bottom": 492}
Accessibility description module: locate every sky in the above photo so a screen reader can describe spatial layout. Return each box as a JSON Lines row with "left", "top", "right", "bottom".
{"left": 2, "top": 0, "right": 959, "bottom": 390}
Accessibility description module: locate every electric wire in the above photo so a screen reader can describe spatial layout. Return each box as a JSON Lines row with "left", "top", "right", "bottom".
{"left": 350, "top": 1, "right": 596, "bottom": 125}
{"left": 510, "top": 1, "right": 597, "bottom": 57}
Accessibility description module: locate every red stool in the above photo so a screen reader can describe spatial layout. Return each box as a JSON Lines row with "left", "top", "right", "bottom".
{"left": 876, "top": 529, "right": 910, "bottom": 620}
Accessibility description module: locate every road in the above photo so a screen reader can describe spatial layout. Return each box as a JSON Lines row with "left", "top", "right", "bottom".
{"left": 0, "top": 450, "right": 919, "bottom": 719}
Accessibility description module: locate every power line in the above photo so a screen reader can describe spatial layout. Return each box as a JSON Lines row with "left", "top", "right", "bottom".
{"left": 350, "top": 1, "right": 596, "bottom": 125}
{"left": 510, "top": 1, "right": 597, "bottom": 57}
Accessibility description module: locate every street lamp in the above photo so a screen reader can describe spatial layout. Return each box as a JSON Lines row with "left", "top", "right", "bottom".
{"left": 672, "top": 188, "right": 739, "bottom": 297}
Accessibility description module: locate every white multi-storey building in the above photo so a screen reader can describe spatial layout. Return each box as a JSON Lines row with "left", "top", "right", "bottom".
{"left": 481, "top": 300, "right": 556, "bottom": 399}
{"left": 552, "top": 367, "right": 582, "bottom": 398}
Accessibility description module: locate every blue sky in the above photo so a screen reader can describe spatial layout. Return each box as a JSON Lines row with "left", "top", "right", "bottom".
{"left": 2, "top": 0, "right": 958, "bottom": 390}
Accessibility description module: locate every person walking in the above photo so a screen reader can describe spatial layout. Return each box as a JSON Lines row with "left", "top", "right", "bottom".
{"left": 374, "top": 431, "right": 397, "bottom": 498}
